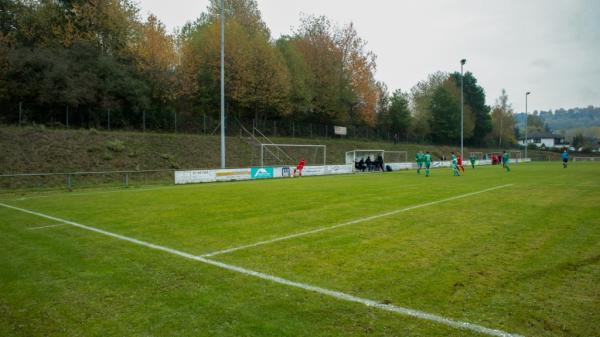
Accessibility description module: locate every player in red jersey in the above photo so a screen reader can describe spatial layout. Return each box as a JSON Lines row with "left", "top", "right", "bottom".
{"left": 293, "top": 159, "right": 306, "bottom": 177}
{"left": 457, "top": 153, "right": 465, "bottom": 173}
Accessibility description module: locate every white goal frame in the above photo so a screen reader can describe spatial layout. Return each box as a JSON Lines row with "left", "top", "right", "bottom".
{"left": 469, "top": 152, "right": 484, "bottom": 160}
{"left": 260, "top": 143, "right": 326, "bottom": 167}
{"left": 508, "top": 151, "right": 522, "bottom": 161}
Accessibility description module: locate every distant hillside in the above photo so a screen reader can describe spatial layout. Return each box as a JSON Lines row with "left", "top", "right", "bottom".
{"left": 514, "top": 106, "right": 600, "bottom": 131}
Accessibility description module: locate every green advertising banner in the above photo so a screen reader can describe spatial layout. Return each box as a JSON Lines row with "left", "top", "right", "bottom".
{"left": 251, "top": 167, "right": 274, "bottom": 179}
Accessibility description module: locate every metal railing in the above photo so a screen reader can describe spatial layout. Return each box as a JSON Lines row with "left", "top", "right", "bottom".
{"left": 0, "top": 169, "right": 182, "bottom": 192}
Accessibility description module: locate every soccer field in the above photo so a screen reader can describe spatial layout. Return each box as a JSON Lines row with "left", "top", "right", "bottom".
{"left": 1, "top": 162, "right": 598, "bottom": 337}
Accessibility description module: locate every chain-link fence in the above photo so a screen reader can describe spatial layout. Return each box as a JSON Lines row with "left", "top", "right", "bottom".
{"left": 0, "top": 102, "right": 407, "bottom": 143}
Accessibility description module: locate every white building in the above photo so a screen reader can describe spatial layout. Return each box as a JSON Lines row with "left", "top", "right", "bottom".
{"left": 519, "top": 131, "right": 569, "bottom": 149}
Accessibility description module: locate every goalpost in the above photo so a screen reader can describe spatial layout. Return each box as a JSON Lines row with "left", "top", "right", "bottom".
{"left": 260, "top": 144, "right": 326, "bottom": 167}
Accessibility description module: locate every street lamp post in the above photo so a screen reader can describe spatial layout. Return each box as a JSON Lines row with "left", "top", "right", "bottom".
{"left": 460, "top": 59, "right": 466, "bottom": 160}
{"left": 525, "top": 91, "right": 531, "bottom": 159}
{"left": 220, "top": 0, "right": 226, "bottom": 169}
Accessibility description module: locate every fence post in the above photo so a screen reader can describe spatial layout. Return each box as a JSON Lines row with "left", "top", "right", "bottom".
{"left": 174, "top": 111, "right": 177, "bottom": 133}
{"left": 67, "top": 174, "right": 72, "bottom": 192}
{"left": 107, "top": 108, "right": 111, "bottom": 131}
{"left": 18, "top": 102, "right": 22, "bottom": 126}
{"left": 124, "top": 173, "right": 129, "bottom": 188}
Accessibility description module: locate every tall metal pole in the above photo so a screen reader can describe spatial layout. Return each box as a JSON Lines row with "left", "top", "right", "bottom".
{"left": 525, "top": 91, "right": 531, "bottom": 159}
{"left": 460, "top": 59, "right": 466, "bottom": 159}
{"left": 220, "top": 0, "right": 226, "bottom": 168}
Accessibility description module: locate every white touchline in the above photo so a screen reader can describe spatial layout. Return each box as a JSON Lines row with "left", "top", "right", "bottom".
{"left": 0, "top": 200, "right": 523, "bottom": 337}
{"left": 201, "top": 184, "right": 514, "bottom": 257}
{"left": 27, "top": 223, "right": 66, "bottom": 230}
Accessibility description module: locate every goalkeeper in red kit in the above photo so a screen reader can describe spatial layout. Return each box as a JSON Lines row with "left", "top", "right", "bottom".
{"left": 293, "top": 159, "right": 306, "bottom": 177}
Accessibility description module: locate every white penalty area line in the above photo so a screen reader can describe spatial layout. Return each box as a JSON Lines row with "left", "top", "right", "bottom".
{"left": 27, "top": 223, "right": 66, "bottom": 230}
{"left": 0, "top": 202, "right": 523, "bottom": 337}
{"left": 201, "top": 184, "right": 514, "bottom": 258}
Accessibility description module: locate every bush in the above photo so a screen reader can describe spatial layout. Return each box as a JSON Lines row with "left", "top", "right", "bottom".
{"left": 106, "top": 139, "right": 125, "bottom": 152}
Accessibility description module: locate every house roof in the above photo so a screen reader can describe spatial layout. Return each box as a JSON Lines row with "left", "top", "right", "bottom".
{"left": 519, "top": 131, "right": 562, "bottom": 140}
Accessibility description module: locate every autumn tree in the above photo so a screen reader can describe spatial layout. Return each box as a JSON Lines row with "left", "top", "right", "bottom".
{"left": 409, "top": 72, "right": 447, "bottom": 142}
{"left": 489, "top": 89, "right": 517, "bottom": 146}
{"left": 336, "top": 22, "right": 378, "bottom": 126}
{"left": 179, "top": 0, "right": 290, "bottom": 120}
{"left": 429, "top": 78, "right": 474, "bottom": 144}
{"left": 129, "top": 14, "right": 177, "bottom": 113}
{"left": 276, "top": 36, "right": 314, "bottom": 119}
{"left": 449, "top": 71, "right": 491, "bottom": 145}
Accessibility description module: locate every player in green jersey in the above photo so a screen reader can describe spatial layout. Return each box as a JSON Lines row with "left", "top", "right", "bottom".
{"left": 469, "top": 153, "right": 476, "bottom": 169}
{"left": 451, "top": 152, "right": 460, "bottom": 176}
{"left": 502, "top": 151, "right": 510, "bottom": 172}
{"left": 416, "top": 151, "right": 423, "bottom": 174}
{"left": 424, "top": 151, "right": 432, "bottom": 177}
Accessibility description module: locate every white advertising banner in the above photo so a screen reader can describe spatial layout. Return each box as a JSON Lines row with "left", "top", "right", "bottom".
{"left": 273, "top": 166, "right": 292, "bottom": 178}
{"left": 301, "top": 165, "right": 326, "bottom": 176}
{"left": 214, "top": 168, "right": 251, "bottom": 182}
{"left": 175, "top": 170, "right": 216, "bottom": 184}
{"left": 387, "top": 162, "right": 414, "bottom": 170}
{"left": 325, "top": 164, "right": 353, "bottom": 175}
{"left": 334, "top": 126, "right": 347, "bottom": 135}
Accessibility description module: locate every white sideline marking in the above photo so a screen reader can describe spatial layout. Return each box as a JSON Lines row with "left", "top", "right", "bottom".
{"left": 27, "top": 223, "right": 66, "bottom": 230}
{"left": 201, "top": 184, "right": 514, "bottom": 257}
{"left": 0, "top": 201, "right": 523, "bottom": 337}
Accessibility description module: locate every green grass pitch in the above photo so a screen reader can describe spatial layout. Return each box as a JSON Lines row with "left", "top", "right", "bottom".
{"left": 1, "top": 162, "right": 598, "bottom": 337}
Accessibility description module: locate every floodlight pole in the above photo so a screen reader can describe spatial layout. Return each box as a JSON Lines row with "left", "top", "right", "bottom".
{"left": 525, "top": 91, "right": 531, "bottom": 159}
{"left": 220, "top": 0, "right": 226, "bottom": 169}
{"left": 460, "top": 59, "right": 466, "bottom": 160}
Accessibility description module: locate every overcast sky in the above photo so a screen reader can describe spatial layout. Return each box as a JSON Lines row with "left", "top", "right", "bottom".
{"left": 136, "top": 0, "right": 600, "bottom": 113}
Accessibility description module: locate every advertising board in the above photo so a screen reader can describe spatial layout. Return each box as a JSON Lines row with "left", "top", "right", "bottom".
{"left": 251, "top": 167, "right": 274, "bottom": 179}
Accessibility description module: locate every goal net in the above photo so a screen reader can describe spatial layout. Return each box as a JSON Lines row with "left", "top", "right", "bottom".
{"left": 509, "top": 151, "right": 522, "bottom": 159}
{"left": 573, "top": 157, "right": 600, "bottom": 162}
{"left": 469, "top": 152, "right": 484, "bottom": 160}
{"left": 260, "top": 144, "right": 326, "bottom": 167}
